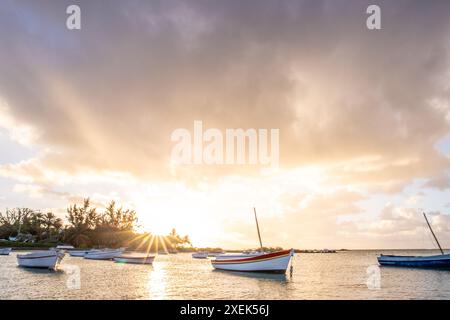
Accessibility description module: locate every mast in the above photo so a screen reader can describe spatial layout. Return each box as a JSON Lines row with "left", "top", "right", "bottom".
{"left": 423, "top": 212, "right": 444, "bottom": 255}
{"left": 253, "top": 207, "right": 263, "bottom": 252}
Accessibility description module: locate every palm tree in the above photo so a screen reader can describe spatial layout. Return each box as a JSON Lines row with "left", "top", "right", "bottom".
{"left": 167, "top": 229, "right": 192, "bottom": 248}
{"left": 41, "top": 212, "right": 63, "bottom": 239}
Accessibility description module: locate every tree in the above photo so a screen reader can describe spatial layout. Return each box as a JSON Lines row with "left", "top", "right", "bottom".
{"left": 66, "top": 198, "right": 98, "bottom": 230}
{"left": 167, "top": 228, "right": 192, "bottom": 249}
{"left": 100, "top": 201, "right": 137, "bottom": 231}
{"left": 64, "top": 198, "right": 98, "bottom": 247}
{"left": 41, "top": 212, "right": 63, "bottom": 239}
{"left": 0, "top": 208, "right": 35, "bottom": 237}
{"left": 95, "top": 201, "right": 138, "bottom": 248}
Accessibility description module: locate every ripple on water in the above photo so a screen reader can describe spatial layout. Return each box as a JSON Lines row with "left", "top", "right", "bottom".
{"left": 1, "top": 251, "right": 450, "bottom": 299}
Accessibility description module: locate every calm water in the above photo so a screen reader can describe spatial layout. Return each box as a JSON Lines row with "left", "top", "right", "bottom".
{"left": 1, "top": 250, "right": 450, "bottom": 299}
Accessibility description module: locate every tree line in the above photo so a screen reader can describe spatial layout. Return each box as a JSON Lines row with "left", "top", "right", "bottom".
{"left": 0, "top": 198, "right": 191, "bottom": 250}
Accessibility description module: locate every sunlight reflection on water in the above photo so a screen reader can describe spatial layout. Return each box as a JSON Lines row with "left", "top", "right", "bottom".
{"left": 1, "top": 251, "right": 450, "bottom": 299}
{"left": 148, "top": 262, "right": 166, "bottom": 299}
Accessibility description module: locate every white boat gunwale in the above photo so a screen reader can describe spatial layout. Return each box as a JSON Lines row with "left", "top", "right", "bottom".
{"left": 212, "top": 249, "right": 294, "bottom": 273}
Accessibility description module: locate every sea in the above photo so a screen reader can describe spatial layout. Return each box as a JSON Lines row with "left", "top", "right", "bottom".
{"left": 1, "top": 250, "right": 449, "bottom": 299}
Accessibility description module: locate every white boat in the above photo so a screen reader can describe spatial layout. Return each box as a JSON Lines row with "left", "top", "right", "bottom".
{"left": 0, "top": 248, "right": 12, "bottom": 255}
{"left": 56, "top": 245, "right": 75, "bottom": 250}
{"left": 211, "top": 208, "right": 294, "bottom": 273}
{"left": 212, "top": 249, "right": 294, "bottom": 273}
{"left": 207, "top": 251, "right": 225, "bottom": 257}
{"left": 84, "top": 248, "right": 124, "bottom": 260}
{"left": 17, "top": 250, "right": 65, "bottom": 270}
{"left": 68, "top": 250, "right": 91, "bottom": 257}
{"left": 192, "top": 251, "right": 209, "bottom": 259}
{"left": 114, "top": 254, "right": 155, "bottom": 265}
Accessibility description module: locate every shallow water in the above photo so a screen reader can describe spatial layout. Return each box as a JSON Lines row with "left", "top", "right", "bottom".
{"left": 1, "top": 250, "right": 450, "bottom": 299}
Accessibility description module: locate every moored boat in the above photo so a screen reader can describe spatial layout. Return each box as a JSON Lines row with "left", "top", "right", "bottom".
{"left": 55, "top": 245, "right": 75, "bottom": 251}
{"left": 211, "top": 208, "right": 295, "bottom": 273}
{"left": 0, "top": 248, "right": 12, "bottom": 255}
{"left": 192, "top": 251, "right": 209, "bottom": 259}
{"left": 207, "top": 251, "right": 225, "bottom": 257}
{"left": 378, "top": 212, "right": 449, "bottom": 269}
{"left": 378, "top": 254, "right": 450, "bottom": 268}
{"left": 212, "top": 249, "right": 294, "bottom": 273}
{"left": 69, "top": 250, "right": 91, "bottom": 257}
{"left": 114, "top": 254, "right": 155, "bottom": 265}
{"left": 17, "top": 250, "right": 65, "bottom": 270}
{"left": 84, "top": 248, "right": 124, "bottom": 260}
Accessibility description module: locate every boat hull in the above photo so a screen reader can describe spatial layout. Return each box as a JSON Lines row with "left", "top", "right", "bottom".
{"left": 212, "top": 249, "right": 294, "bottom": 273}
{"left": 0, "top": 248, "right": 12, "bottom": 255}
{"left": 378, "top": 253, "right": 450, "bottom": 268}
{"left": 192, "top": 252, "right": 209, "bottom": 259}
{"left": 84, "top": 249, "right": 124, "bottom": 260}
{"left": 207, "top": 252, "right": 225, "bottom": 257}
{"left": 114, "top": 256, "right": 155, "bottom": 265}
{"left": 17, "top": 251, "right": 65, "bottom": 270}
{"left": 69, "top": 250, "right": 90, "bottom": 257}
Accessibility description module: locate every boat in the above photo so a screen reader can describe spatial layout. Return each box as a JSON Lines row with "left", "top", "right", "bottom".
{"left": 212, "top": 249, "right": 295, "bottom": 273}
{"left": 378, "top": 253, "right": 450, "bottom": 268}
{"left": 68, "top": 250, "right": 91, "bottom": 257}
{"left": 17, "top": 250, "right": 65, "bottom": 270}
{"left": 377, "top": 212, "right": 450, "bottom": 268}
{"left": 84, "top": 248, "right": 124, "bottom": 260}
{"left": 56, "top": 245, "right": 75, "bottom": 250}
{"left": 207, "top": 251, "right": 225, "bottom": 257}
{"left": 192, "top": 251, "right": 209, "bottom": 259}
{"left": 211, "top": 208, "right": 294, "bottom": 273}
{"left": 114, "top": 254, "right": 155, "bottom": 265}
{"left": 0, "top": 248, "right": 12, "bottom": 255}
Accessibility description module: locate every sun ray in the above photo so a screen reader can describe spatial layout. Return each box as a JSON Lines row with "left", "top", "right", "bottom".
{"left": 145, "top": 234, "right": 156, "bottom": 256}
{"left": 159, "top": 235, "right": 169, "bottom": 253}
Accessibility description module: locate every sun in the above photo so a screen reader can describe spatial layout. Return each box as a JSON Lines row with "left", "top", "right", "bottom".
{"left": 133, "top": 199, "right": 220, "bottom": 246}
{"left": 140, "top": 217, "right": 173, "bottom": 236}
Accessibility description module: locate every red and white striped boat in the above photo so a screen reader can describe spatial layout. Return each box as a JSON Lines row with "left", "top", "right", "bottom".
{"left": 212, "top": 249, "right": 294, "bottom": 273}
{"left": 212, "top": 208, "right": 295, "bottom": 273}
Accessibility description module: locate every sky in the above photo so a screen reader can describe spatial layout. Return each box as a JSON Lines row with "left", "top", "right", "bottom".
{"left": 0, "top": 0, "right": 450, "bottom": 249}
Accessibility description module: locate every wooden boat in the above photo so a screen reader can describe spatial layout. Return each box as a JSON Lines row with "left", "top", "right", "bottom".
{"left": 84, "top": 248, "right": 124, "bottom": 260}
{"left": 192, "top": 251, "right": 209, "bottom": 259}
{"left": 211, "top": 208, "right": 294, "bottom": 273}
{"left": 17, "top": 250, "right": 65, "bottom": 270}
{"left": 114, "top": 254, "right": 155, "bottom": 265}
{"left": 212, "top": 249, "right": 294, "bottom": 273}
{"left": 378, "top": 212, "right": 449, "bottom": 268}
{"left": 0, "top": 248, "right": 12, "bottom": 255}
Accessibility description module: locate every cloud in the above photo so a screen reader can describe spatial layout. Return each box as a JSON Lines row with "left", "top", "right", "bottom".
{"left": 423, "top": 174, "right": 450, "bottom": 190}
{"left": 339, "top": 203, "right": 450, "bottom": 249}
{"left": 219, "top": 188, "right": 367, "bottom": 249}
{"left": 0, "top": 0, "right": 448, "bottom": 185}
{"left": 0, "top": 1, "right": 450, "bottom": 248}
